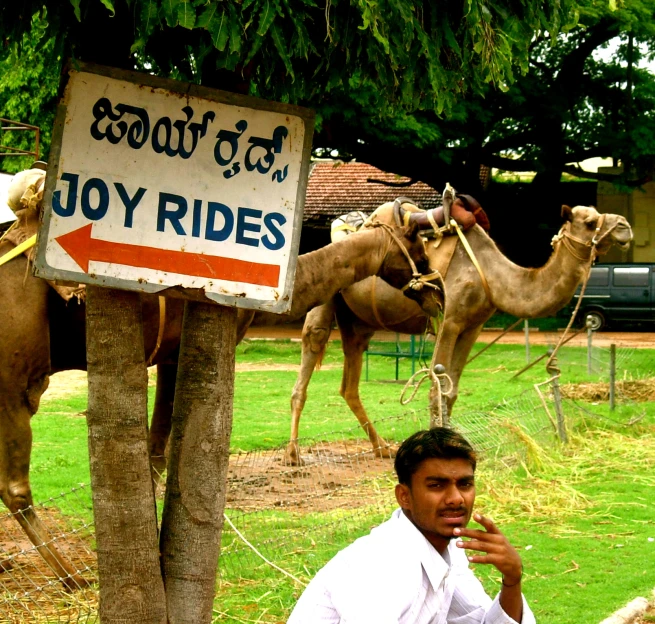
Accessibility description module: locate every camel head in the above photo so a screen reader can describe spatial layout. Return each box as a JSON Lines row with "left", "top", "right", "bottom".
{"left": 377, "top": 221, "right": 444, "bottom": 317}
{"left": 560, "top": 205, "right": 633, "bottom": 256}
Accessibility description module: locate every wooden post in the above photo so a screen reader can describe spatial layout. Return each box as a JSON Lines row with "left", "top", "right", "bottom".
{"left": 551, "top": 374, "right": 568, "bottom": 444}
{"left": 160, "top": 302, "right": 237, "bottom": 623}
{"left": 429, "top": 364, "right": 450, "bottom": 428}
{"left": 85, "top": 286, "right": 167, "bottom": 624}
{"left": 587, "top": 322, "right": 594, "bottom": 375}
{"left": 609, "top": 343, "right": 616, "bottom": 411}
{"left": 546, "top": 354, "right": 568, "bottom": 445}
{"left": 524, "top": 319, "right": 530, "bottom": 363}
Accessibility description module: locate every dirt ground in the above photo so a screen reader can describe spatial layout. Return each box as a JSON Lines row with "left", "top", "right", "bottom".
{"left": 225, "top": 439, "right": 396, "bottom": 513}
{"left": 635, "top": 604, "right": 655, "bottom": 623}
{"left": 246, "top": 325, "right": 655, "bottom": 349}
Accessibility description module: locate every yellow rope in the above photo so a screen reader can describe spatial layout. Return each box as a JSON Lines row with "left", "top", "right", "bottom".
{"left": 450, "top": 219, "right": 493, "bottom": 305}
{"left": 0, "top": 234, "right": 37, "bottom": 268}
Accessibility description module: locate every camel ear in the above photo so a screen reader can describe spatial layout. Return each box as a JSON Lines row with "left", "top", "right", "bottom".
{"left": 405, "top": 219, "right": 419, "bottom": 242}
{"left": 561, "top": 205, "right": 573, "bottom": 222}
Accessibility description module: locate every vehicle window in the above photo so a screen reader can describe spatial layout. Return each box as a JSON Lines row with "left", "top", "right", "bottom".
{"left": 588, "top": 267, "right": 609, "bottom": 286}
{"left": 613, "top": 267, "right": 649, "bottom": 287}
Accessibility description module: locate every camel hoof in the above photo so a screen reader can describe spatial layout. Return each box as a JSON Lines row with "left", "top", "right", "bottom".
{"left": 283, "top": 443, "right": 304, "bottom": 466}
{"left": 282, "top": 452, "right": 305, "bottom": 467}
{"left": 373, "top": 444, "right": 397, "bottom": 460}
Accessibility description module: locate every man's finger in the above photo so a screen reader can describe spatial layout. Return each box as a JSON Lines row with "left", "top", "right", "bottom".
{"left": 465, "top": 554, "right": 497, "bottom": 565}
{"left": 472, "top": 513, "right": 500, "bottom": 533}
{"left": 454, "top": 527, "right": 503, "bottom": 542}
{"left": 456, "top": 539, "right": 502, "bottom": 554}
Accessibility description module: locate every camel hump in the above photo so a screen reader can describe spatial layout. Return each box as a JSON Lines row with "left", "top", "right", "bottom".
{"left": 330, "top": 210, "right": 369, "bottom": 243}
{"left": 362, "top": 200, "right": 422, "bottom": 230}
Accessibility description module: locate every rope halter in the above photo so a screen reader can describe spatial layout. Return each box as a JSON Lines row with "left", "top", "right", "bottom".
{"left": 370, "top": 222, "right": 444, "bottom": 293}
{"left": 551, "top": 213, "right": 618, "bottom": 262}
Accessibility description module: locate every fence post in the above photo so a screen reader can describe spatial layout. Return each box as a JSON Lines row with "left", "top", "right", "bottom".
{"left": 429, "top": 364, "right": 450, "bottom": 428}
{"left": 524, "top": 319, "right": 530, "bottom": 363}
{"left": 609, "top": 343, "right": 616, "bottom": 411}
{"left": 586, "top": 316, "right": 594, "bottom": 375}
{"left": 546, "top": 355, "right": 568, "bottom": 444}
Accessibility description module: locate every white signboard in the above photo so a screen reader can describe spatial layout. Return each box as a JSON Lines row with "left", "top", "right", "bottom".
{"left": 34, "top": 63, "right": 314, "bottom": 313}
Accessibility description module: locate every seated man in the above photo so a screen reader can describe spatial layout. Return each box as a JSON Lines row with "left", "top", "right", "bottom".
{"left": 287, "top": 428, "right": 533, "bottom": 624}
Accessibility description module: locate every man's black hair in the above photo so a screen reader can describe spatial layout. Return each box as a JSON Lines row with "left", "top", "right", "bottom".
{"left": 394, "top": 428, "right": 477, "bottom": 486}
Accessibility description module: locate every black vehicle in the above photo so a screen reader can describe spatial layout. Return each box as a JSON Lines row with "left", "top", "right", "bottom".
{"left": 571, "top": 263, "right": 655, "bottom": 330}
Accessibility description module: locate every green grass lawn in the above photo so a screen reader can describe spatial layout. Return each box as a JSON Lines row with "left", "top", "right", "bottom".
{"left": 25, "top": 339, "right": 655, "bottom": 623}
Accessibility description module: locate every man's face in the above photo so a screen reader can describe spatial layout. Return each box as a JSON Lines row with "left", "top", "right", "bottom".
{"left": 395, "top": 457, "right": 476, "bottom": 553}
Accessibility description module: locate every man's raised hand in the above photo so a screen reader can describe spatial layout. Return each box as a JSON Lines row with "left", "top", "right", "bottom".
{"left": 453, "top": 513, "right": 523, "bottom": 586}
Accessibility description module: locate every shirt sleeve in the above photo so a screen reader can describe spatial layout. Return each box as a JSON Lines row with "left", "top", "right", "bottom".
{"left": 447, "top": 567, "right": 536, "bottom": 624}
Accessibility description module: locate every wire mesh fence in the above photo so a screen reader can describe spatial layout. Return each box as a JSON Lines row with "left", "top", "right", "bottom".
{"left": 1, "top": 338, "right": 651, "bottom": 622}
{"left": 0, "top": 486, "right": 97, "bottom": 623}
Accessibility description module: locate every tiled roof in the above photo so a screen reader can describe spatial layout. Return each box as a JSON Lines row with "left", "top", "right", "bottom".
{"left": 303, "top": 160, "right": 442, "bottom": 228}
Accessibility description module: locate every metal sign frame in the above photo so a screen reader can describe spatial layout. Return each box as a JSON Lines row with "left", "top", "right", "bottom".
{"left": 0, "top": 117, "right": 40, "bottom": 159}
{"left": 34, "top": 61, "right": 314, "bottom": 314}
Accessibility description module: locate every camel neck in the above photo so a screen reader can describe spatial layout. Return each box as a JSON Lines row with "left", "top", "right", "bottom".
{"left": 285, "top": 229, "right": 387, "bottom": 321}
{"left": 470, "top": 228, "right": 590, "bottom": 318}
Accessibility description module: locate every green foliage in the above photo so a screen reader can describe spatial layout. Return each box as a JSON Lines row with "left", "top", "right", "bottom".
{"left": 310, "top": 0, "right": 655, "bottom": 196}
{"left": 0, "top": 0, "right": 576, "bottom": 117}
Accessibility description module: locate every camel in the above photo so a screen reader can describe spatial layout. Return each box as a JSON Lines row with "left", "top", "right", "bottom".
{"left": 284, "top": 202, "right": 633, "bottom": 464}
{"left": 0, "top": 169, "right": 443, "bottom": 589}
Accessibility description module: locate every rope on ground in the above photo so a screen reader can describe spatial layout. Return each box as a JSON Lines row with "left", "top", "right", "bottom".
{"left": 222, "top": 513, "right": 307, "bottom": 587}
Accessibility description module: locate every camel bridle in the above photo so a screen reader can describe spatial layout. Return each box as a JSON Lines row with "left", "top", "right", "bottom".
{"left": 551, "top": 213, "right": 619, "bottom": 262}
{"left": 370, "top": 222, "right": 444, "bottom": 293}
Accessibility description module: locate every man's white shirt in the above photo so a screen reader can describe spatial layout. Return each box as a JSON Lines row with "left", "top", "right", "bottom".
{"left": 287, "top": 509, "right": 535, "bottom": 624}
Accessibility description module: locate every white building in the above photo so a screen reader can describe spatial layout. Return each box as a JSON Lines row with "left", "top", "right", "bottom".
{"left": 0, "top": 172, "right": 16, "bottom": 223}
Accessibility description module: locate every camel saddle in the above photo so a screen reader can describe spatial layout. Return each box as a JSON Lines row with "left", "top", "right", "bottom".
{"left": 389, "top": 194, "right": 490, "bottom": 280}
{"left": 0, "top": 165, "right": 85, "bottom": 302}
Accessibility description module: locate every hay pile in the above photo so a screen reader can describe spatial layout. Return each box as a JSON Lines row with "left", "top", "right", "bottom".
{"left": 561, "top": 378, "right": 655, "bottom": 403}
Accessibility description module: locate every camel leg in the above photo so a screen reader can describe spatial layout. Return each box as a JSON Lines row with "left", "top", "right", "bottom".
{"left": 334, "top": 305, "right": 392, "bottom": 457}
{"left": 443, "top": 323, "right": 486, "bottom": 421}
{"left": 0, "top": 381, "right": 89, "bottom": 590}
{"left": 0, "top": 251, "right": 88, "bottom": 589}
{"left": 286, "top": 302, "right": 336, "bottom": 465}
{"left": 432, "top": 318, "right": 465, "bottom": 425}
{"left": 148, "top": 360, "right": 178, "bottom": 484}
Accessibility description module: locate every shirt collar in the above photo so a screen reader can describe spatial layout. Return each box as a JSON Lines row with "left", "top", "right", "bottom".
{"left": 392, "top": 509, "right": 453, "bottom": 591}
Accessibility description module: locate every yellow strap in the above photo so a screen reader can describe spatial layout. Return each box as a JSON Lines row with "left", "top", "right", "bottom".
{"left": 146, "top": 296, "right": 167, "bottom": 367}
{"left": 451, "top": 220, "right": 493, "bottom": 305}
{"left": 331, "top": 223, "right": 359, "bottom": 233}
{"left": 426, "top": 210, "right": 439, "bottom": 231}
{"left": 0, "top": 234, "right": 37, "bottom": 268}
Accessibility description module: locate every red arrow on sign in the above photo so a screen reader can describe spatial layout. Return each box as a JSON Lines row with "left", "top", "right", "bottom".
{"left": 55, "top": 224, "right": 281, "bottom": 288}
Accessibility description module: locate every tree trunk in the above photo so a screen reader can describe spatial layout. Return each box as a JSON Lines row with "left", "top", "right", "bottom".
{"left": 85, "top": 286, "right": 167, "bottom": 624}
{"left": 159, "top": 302, "right": 237, "bottom": 623}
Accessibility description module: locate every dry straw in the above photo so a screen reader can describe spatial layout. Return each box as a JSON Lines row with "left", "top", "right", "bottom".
{"left": 561, "top": 378, "right": 655, "bottom": 403}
